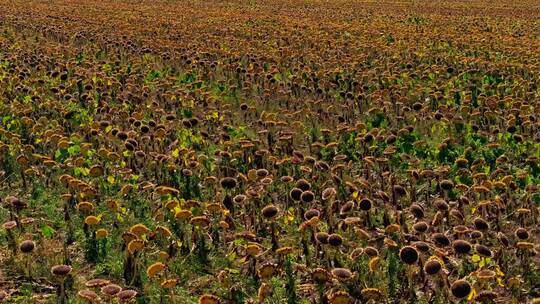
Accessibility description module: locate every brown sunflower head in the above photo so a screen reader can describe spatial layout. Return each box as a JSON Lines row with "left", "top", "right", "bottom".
{"left": 261, "top": 204, "right": 279, "bottom": 219}
{"left": 424, "top": 259, "right": 441, "bottom": 275}
{"left": 514, "top": 228, "right": 529, "bottom": 240}
{"left": 315, "top": 232, "right": 329, "bottom": 244}
{"left": 101, "top": 284, "right": 122, "bottom": 297}
{"left": 300, "top": 191, "right": 315, "bottom": 203}
{"left": 220, "top": 177, "right": 238, "bottom": 189}
{"left": 359, "top": 198, "right": 372, "bottom": 211}
{"left": 331, "top": 268, "right": 353, "bottom": 281}
{"left": 19, "top": 240, "right": 35, "bottom": 254}
{"left": 117, "top": 289, "right": 138, "bottom": 302}
{"left": 51, "top": 264, "right": 72, "bottom": 277}
{"left": 78, "top": 289, "right": 100, "bottom": 303}
{"left": 328, "top": 234, "right": 343, "bottom": 247}
{"left": 474, "top": 244, "right": 492, "bottom": 257}
{"left": 450, "top": 280, "right": 471, "bottom": 299}
{"left": 452, "top": 240, "right": 472, "bottom": 254}
{"left": 399, "top": 246, "right": 419, "bottom": 265}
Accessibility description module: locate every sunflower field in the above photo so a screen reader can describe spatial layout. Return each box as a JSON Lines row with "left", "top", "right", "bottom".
{"left": 0, "top": 0, "right": 539, "bottom": 303}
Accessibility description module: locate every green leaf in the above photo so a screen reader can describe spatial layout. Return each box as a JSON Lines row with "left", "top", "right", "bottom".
{"left": 226, "top": 268, "right": 240, "bottom": 274}
{"left": 479, "top": 257, "right": 487, "bottom": 268}
{"left": 227, "top": 251, "right": 237, "bottom": 262}
{"left": 75, "top": 52, "right": 84, "bottom": 65}
{"left": 74, "top": 167, "right": 89, "bottom": 177}
{"left": 67, "top": 144, "right": 80, "bottom": 156}
{"left": 41, "top": 225, "right": 55, "bottom": 238}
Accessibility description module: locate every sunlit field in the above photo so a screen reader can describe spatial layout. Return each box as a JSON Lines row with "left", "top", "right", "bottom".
{"left": 0, "top": 0, "right": 539, "bottom": 303}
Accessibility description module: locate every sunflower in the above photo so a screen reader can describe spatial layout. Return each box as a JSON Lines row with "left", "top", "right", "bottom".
{"left": 161, "top": 278, "right": 178, "bottom": 289}
{"left": 199, "top": 294, "right": 221, "bottom": 304}
{"left": 361, "top": 288, "right": 383, "bottom": 301}
{"left": 328, "top": 291, "right": 351, "bottom": 304}
{"left": 258, "top": 263, "right": 278, "bottom": 279}
{"left": 146, "top": 262, "right": 166, "bottom": 278}
{"left": 127, "top": 239, "right": 145, "bottom": 255}
{"left": 130, "top": 224, "right": 150, "bottom": 237}
{"left": 369, "top": 257, "right": 380, "bottom": 272}
{"left": 175, "top": 209, "right": 192, "bottom": 220}
{"left": 84, "top": 216, "right": 100, "bottom": 226}
{"left": 96, "top": 229, "right": 108, "bottom": 239}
